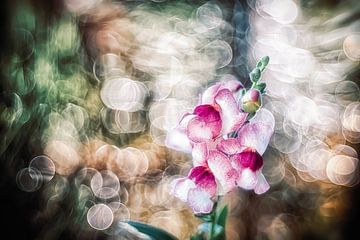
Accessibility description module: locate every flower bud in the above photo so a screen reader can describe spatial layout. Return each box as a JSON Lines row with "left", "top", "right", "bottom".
{"left": 249, "top": 68, "right": 261, "bottom": 82}
{"left": 241, "top": 89, "right": 262, "bottom": 113}
{"left": 256, "top": 56, "right": 270, "bottom": 72}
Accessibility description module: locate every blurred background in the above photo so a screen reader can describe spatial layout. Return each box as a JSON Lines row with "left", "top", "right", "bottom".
{"left": 0, "top": 0, "right": 359, "bottom": 239}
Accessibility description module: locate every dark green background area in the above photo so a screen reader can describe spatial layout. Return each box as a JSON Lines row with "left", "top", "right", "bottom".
{"left": 0, "top": 1, "right": 359, "bottom": 240}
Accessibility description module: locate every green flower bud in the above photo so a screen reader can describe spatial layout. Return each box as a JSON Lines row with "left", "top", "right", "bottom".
{"left": 256, "top": 56, "right": 270, "bottom": 72}
{"left": 249, "top": 68, "right": 261, "bottom": 82}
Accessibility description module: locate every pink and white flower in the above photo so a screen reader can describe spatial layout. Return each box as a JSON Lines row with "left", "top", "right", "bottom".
{"left": 217, "top": 120, "right": 274, "bottom": 194}
{"left": 170, "top": 143, "right": 238, "bottom": 214}
{"left": 165, "top": 80, "right": 247, "bottom": 152}
{"left": 167, "top": 79, "right": 274, "bottom": 213}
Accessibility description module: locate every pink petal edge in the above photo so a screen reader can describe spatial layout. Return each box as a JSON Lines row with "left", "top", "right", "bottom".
{"left": 237, "top": 122, "right": 273, "bottom": 155}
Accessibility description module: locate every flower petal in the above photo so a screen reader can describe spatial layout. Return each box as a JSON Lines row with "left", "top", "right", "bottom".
{"left": 165, "top": 127, "right": 192, "bottom": 153}
{"left": 217, "top": 138, "right": 244, "bottom": 155}
{"left": 201, "top": 80, "right": 243, "bottom": 105}
{"left": 237, "top": 122, "right": 273, "bottom": 155}
{"left": 250, "top": 108, "right": 275, "bottom": 132}
{"left": 187, "top": 188, "right": 214, "bottom": 214}
{"left": 188, "top": 166, "right": 217, "bottom": 197}
{"left": 192, "top": 143, "right": 208, "bottom": 166}
{"left": 236, "top": 168, "right": 257, "bottom": 190}
{"left": 193, "top": 105, "right": 221, "bottom": 123}
{"left": 201, "top": 84, "right": 222, "bottom": 105}
{"left": 179, "top": 113, "right": 195, "bottom": 129}
{"left": 254, "top": 171, "right": 270, "bottom": 194}
{"left": 231, "top": 150, "right": 264, "bottom": 172}
{"left": 221, "top": 79, "right": 244, "bottom": 92}
{"left": 170, "top": 177, "right": 195, "bottom": 202}
{"left": 187, "top": 105, "right": 222, "bottom": 142}
{"left": 207, "top": 150, "right": 238, "bottom": 194}
{"left": 187, "top": 118, "right": 214, "bottom": 142}
{"left": 214, "top": 89, "right": 247, "bottom": 135}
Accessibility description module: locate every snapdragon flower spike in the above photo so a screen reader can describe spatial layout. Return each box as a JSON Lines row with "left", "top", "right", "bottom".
{"left": 165, "top": 79, "right": 247, "bottom": 151}
{"left": 170, "top": 143, "right": 238, "bottom": 214}
{"left": 217, "top": 120, "right": 274, "bottom": 194}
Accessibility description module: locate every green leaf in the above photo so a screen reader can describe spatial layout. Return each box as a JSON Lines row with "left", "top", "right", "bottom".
{"left": 127, "top": 221, "right": 178, "bottom": 240}
{"left": 249, "top": 68, "right": 261, "bottom": 82}
{"left": 191, "top": 233, "right": 206, "bottom": 240}
{"left": 215, "top": 205, "right": 228, "bottom": 228}
{"left": 212, "top": 230, "right": 225, "bottom": 240}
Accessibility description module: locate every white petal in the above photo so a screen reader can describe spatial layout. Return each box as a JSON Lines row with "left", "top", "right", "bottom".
{"left": 165, "top": 127, "right": 192, "bottom": 153}
{"left": 237, "top": 122, "right": 273, "bottom": 155}
{"left": 237, "top": 168, "right": 258, "bottom": 190}
{"left": 254, "top": 172, "right": 270, "bottom": 194}
{"left": 179, "top": 113, "right": 195, "bottom": 128}
{"left": 171, "top": 178, "right": 195, "bottom": 202}
{"left": 201, "top": 84, "right": 222, "bottom": 105}
{"left": 187, "top": 188, "right": 214, "bottom": 214}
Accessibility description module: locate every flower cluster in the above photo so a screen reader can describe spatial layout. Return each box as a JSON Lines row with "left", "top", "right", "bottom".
{"left": 166, "top": 57, "right": 274, "bottom": 214}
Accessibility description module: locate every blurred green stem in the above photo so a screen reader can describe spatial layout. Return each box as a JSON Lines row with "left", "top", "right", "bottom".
{"left": 208, "top": 210, "right": 216, "bottom": 240}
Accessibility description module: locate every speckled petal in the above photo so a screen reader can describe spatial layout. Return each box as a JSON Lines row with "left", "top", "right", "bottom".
{"left": 187, "top": 105, "right": 222, "bottom": 142}
{"left": 207, "top": 150, "right": 238, "bottom": 194}
{"left": 237, "top": 122, "right": 273, "bottom": 155}
{"left": 217, "top": 138, "right": 244, "bottom": 155}
{"left": 187, "top": 188, "right": 214, "bottom": 214}
{"left": 188, "top": 166, "right": 217, "bottom": 197}
{"left": 215, "top": 89, "right": 247, "bottom": 135}
{"left": 236, "top": 168, "right": 257, "bottom": 190}
{"left": 192, "top": 142, "right": 208, "bottom": 166}
{"left": 170, "top": 177, "right": 195, "bottom": 202}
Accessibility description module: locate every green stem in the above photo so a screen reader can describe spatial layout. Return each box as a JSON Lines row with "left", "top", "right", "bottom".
{"left": 250, "top": 81, "right": 257, "bottom": 89}
{"left": 209, "top": 211, "right": 216, "bottom": 240}
{"left": 208, "top": 196, "right": 221, "bottom": 240}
